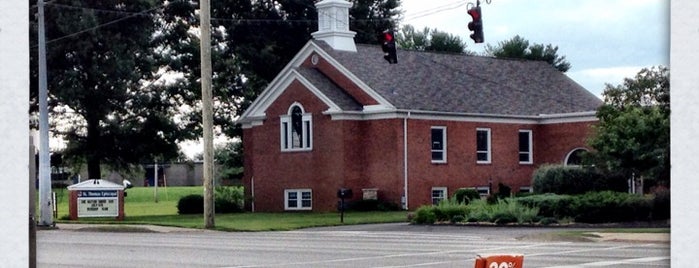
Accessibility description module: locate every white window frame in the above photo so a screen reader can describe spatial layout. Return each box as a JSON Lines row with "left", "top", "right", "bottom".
{"left": 284, "top": 189, "right": 312, "bottom": 211}
{"left": 431, "top": 187, "right": 448, "bottom": 205}
{"left": 280, "top": 103, "right": 313, "bottom": 152}
{"left": 476, "top": 128, "right": 491, "bottom": 164}
{"left": 564, "top": 148, "right": 588, "bottom": 167}
{"left": 519, "top": 186, "right": 533, "bottom": 193}
{"left": 431, "top": 126, "right": 447, "bottom": 163}
{"left": 518, "top": 129, "right": 533, "bottom": 164}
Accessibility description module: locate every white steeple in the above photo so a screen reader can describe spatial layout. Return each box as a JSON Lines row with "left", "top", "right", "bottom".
{"left": 312, "top": 0, "right": 357, "bottom": 52}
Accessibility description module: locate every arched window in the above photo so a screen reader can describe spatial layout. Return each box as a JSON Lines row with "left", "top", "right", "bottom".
{"left": 280, "top": 103, "right": 312, "bottom": 151}
{"left": 564, "top": 148, "right": 588, "bottom": 166}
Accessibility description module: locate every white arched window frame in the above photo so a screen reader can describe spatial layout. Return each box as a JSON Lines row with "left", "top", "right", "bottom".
{"left": 564, "top": 148, "right": 588, "bottom": 167}
{"left": 280, "top": 103, "right": 313, "bottom": 151}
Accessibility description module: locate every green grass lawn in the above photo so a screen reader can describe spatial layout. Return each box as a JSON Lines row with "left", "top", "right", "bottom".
{"left": 52, "top": 186, "right": 408, "bottom": 231}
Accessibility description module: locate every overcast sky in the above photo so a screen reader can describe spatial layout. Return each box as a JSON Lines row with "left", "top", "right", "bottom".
{"left": 399, "top": 0, "right": 670, "bottom": 98}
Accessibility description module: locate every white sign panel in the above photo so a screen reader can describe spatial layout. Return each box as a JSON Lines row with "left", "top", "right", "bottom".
{"left": 77, "top": 190, "right": 119, "bottom": 217}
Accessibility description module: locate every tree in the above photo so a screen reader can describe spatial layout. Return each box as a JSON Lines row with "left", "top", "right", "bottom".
{"left": 586, "top": 66, "right": 670, "bottom": 187}
{"left": 29, "top": 0, "right": 194, "bottom": 179}
{"left": 396, "top": 25, "right": 470, "bottom": 54}
{"left": 484, "top": 35, "right": 571, "bottom": 72}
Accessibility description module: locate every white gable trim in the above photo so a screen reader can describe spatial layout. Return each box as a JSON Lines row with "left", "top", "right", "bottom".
{"left": 238, "top": 70, "right": 342, "bottom": 128}
{"left": 238, "top": 41, "right": 393, "bottom": 127}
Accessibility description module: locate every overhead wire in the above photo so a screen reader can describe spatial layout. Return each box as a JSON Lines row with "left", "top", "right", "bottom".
{"left": 34, "top": 1, "right": 464, "bottom": 46}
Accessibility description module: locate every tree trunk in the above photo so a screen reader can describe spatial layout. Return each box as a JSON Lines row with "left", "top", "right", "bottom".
{"left": 86, "top": 115, "right": 101, "bottom": 179}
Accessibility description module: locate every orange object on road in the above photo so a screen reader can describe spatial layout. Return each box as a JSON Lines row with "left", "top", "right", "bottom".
{"left": 474, "top": 254, "right": 524, "bottom": 268}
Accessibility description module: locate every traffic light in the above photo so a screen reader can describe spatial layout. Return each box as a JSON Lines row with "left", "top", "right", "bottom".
{"left": 381, "top": 30, "right": 397, "bottom": 64}
{"left": 468, "top": 6, "right": 484, "bottom": 43}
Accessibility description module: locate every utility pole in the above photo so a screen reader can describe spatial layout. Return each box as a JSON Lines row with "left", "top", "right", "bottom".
{"left": 199, "top": 0, "right": 215, "bottom": 229}
{"left": 37, "top": 0, "right": 53, "bottom": 227}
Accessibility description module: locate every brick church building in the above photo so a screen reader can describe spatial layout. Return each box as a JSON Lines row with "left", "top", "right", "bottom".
{"left": 237, "top": 0, "right": 602, "bottom": 212}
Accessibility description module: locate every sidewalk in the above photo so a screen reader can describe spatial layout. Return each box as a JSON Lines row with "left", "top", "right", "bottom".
{"left": 52, "top": 223, "right": 212, "bottom": 233}
{"left": 588, "top": 232, "right": 669, "bottom": 243}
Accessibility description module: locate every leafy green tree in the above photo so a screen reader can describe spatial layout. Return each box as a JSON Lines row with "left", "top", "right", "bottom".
{"left": 29, "top": 0, "right": 203, "bottom": 179}
{"left": 214, "top": 141, "right": 244, "bottom": 182}
{"left": 484, "top": 35, "right": 571, "bottom": 72}
{"left": 587, "top": 66, "right": 670, "bottom": 186}
{"left": 396, "top": 25, "right": 470, "bottom": 54}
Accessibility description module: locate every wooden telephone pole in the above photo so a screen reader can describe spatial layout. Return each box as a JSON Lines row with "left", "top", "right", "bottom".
{"left": 200, "top": 0, "right": 215, "bottom": 229}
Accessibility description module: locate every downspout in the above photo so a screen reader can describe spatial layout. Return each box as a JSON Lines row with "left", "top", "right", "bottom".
{"left": 403, "top": 111, "right": 410, "bottom": 210}
{"left": 251, "top": 176, "right": 255, "bottom": 212}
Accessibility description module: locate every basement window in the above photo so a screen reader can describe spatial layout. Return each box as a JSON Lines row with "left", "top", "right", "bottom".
{"left": 285, "top": 189, "right": 312, "bottom": 210}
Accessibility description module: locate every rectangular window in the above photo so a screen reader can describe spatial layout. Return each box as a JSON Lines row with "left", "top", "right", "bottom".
{"left": 284, "top": 189, "right": 312, "bottom": 210}
{"left": 431, "top": 187, "right": 447, "bottom": 205}
{"left": 431, "top": 126, "right": 447, "bottom": 163}
{"left": 476, "top": 128, "right": 491, "bottom": 164}
{"left": 519, "top": 130, "right": 533, "bottom": 164}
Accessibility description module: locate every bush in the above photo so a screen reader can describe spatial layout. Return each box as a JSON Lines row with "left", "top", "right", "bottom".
{"left": 532, "top": 165, "right": 627, "bottom": 195}
{"left": 515, "top": 194, "right": 574, "bottom": 218}
{"left": 215, "top": 186, "right": 244, "bottom": 213}
{"left": 177, "top": 194, "right": 204, "bottom": 214}
{"left": 412, "top": 206, "right": 437, "bottom": 224}
{"left": 451, "top": 215, "right": 465, "bottom": 223}
{"left": 452, "top": 188, "right": 481, "bottom": 204}
{"left": 571, "top": 191, "right": 652, "bottom": 223}
{"left": 496, "top": 183, "right": 511, "bottom": 199}
{"left": 177, "top": 186, "right": 245, "bottom": 214}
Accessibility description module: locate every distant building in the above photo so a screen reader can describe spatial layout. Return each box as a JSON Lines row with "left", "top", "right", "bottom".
{"left": 237, "top": 0, "right": 602, "bottom": 212}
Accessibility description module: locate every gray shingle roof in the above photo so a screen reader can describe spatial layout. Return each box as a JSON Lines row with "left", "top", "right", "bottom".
{"left": 295, "top": 67, "right": 363, "bottom": 111}
{"left": 312, "top": 40, "right": 602, "bottom": 116}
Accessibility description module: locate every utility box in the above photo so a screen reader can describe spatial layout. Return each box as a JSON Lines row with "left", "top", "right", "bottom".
{"left": 67, "top": 179, "right": 125, "bottom": 220}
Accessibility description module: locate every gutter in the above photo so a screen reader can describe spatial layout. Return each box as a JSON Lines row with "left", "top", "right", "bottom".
{"left": 403, "top": 111, "right": 410, "bottom": 210}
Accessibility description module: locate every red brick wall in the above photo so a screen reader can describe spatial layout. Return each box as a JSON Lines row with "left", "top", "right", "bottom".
{"left": 241, "top": 52, "right": 597, "bottom": 212}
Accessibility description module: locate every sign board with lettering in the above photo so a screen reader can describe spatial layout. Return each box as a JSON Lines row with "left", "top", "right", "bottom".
{"left": 77, "top": 190, "right": 119, "bottom": 217}
{"left": 67, "top": 179, "right": 126, "bottom": 220}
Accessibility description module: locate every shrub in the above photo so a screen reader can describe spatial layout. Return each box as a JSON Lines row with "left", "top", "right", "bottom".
{"left": 496, "top": 183, "right": 512, "bottom": 199}
{"left": 214, "top": 186, "right": 244, "bottom": 213}
{"left": 451, "top": 215, "right": 465, "bottom": 223}
{"left": 571, "top": 191, "right": 652, "bottom": 223}
{"left": 412, "top": 206, "right": 437, "bottom": 224}
{"left": 452, "top": 188, "right": 481, "bottom": 204}
{"left": 433, "top": 198, "right": 469, "bottom": 222}
{"left": 515, "top": 193, "right": 574, "bottom": 218}
{"left": 532, "top": 165, "right": 627, "bottom": 195}
{"left": 178, "top": 186, "right": 245, "bottom": 214}
{"left": 177, "top": 194, "right": 204, "bottom": 214}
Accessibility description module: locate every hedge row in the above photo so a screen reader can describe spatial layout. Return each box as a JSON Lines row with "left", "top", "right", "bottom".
{"left": 515, "top": 191, "right": 670, "bottom": 223}
{"left": 411, "top": 199, "right": 539, "bottom": 225}
{"left": 531, "top": 165, "right": 627, "bottom": 195}
{"left": 412, "top": 191, "right": 670, "bottom": 225}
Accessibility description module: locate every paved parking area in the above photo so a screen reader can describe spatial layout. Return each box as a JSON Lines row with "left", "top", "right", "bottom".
{"left": 39, "top": 223, "right": 669, "bottom": 268}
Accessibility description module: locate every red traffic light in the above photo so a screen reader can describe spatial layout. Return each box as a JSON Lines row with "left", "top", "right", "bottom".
{"left": 467, "top": 6, "right": 484, "bottom": 43}
{"left": 383, "top": 32, "right": 394, "bottom": 42}
{"left": 381, "top": 30, "right": 397, "bottom": 64}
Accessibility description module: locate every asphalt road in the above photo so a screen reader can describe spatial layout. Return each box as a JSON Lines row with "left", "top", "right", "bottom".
{"left": 37, "top": 223, "right": 669, "bottom": 268}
